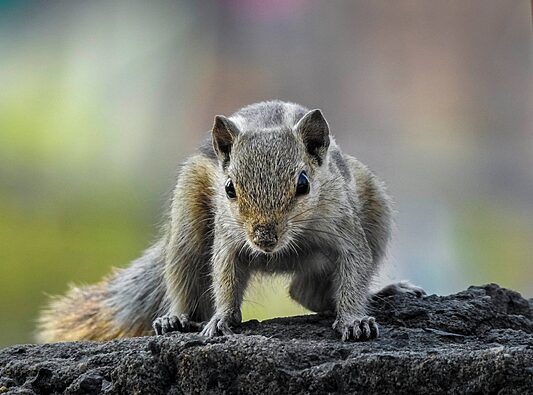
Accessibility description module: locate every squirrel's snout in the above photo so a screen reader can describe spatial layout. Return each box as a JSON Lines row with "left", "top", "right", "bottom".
{"left": 251, "top": 224, "right": 278, "bottom": 252}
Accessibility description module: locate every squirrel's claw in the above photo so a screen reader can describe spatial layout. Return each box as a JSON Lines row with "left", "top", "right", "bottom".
{"left": 200, "top": 314, "right": 234, "bottom": 338}
{"left": 333, "top": 316, "right": 379, "bottom": 341}
{"left": 153, "top": 314, "right": 202, "bottom": 335}
{"left": 153, "top": 315, "right": 180, "bottom": 335}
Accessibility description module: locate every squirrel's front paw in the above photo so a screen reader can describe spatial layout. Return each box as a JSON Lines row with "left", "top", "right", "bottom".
{"left": 333, "top": 316, "right": 379, "bottom": 342}
{"left": 153, "top": 314, "right": 201, "bottom": 335}
{"left": 200, "top": 314, "right": 234, "bottom": 338}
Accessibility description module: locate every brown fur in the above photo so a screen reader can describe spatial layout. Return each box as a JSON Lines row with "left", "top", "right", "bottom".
{"left": 37, "top": 281, "right": 148, "bottom": 343}
{"left": 163, "top": 155, "right": 217, "bottom": 322}
{"left": 348, "top": 158, "right": 392, "bottom": 263}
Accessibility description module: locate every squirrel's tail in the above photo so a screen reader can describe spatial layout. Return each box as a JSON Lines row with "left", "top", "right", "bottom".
{"left": 37, "top": 244, "right": 168, "bottom": 343}
{"left": 36, "top": 281, "right": 144, "bottom": 343}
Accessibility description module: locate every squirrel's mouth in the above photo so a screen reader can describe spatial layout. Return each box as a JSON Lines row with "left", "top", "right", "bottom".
{"left": 247, "top": 232, "right": 292, "bottom": 255}
{"left": 250, "top": 240, "right": 278, "bottom": 254}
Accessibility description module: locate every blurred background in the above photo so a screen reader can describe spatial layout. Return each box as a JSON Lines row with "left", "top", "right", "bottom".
{"left": 1, "top": 1, "right": 532, "bottom": 347}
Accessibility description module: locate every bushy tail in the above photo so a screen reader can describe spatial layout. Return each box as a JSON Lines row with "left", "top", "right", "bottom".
{"left": 37, "top": 244, "right": 169, "bottom": 343}
{"left": 36, "top": 282, "right": 140, "bottom": 343}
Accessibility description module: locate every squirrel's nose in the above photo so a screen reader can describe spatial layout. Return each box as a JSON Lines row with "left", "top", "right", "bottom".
{"left": 252, "top": 224, "right": 278, "bottom": 251}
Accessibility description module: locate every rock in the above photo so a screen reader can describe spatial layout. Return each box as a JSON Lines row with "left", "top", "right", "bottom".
{"left": 1, "top": 284, "right": 532, "bottom": 394}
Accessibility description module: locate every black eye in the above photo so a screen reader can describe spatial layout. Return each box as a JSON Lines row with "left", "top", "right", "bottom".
{"left": 296, "top": 171, "right": 310, "bottom": 196}
{"left": 225, "top": 178, "right": 237, "bottom": 199}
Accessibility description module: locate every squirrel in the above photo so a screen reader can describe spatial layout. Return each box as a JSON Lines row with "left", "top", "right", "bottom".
{"left": 37, "top": 100, "right": 424, "bottom": 343}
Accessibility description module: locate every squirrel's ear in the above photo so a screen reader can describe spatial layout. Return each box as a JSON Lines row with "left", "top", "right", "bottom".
{"left": 212, "top": 115, "right": 240, "bottom": 163}
{"left": 294, "top": 109, "right": 330, "bottom": 165}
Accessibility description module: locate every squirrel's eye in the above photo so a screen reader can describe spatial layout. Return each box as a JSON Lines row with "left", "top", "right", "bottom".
{"left": 225, "top": 178, "right": 237, "bottom": 199}
{"left": 296, "top": 171, "right": 310, "bottom": 196}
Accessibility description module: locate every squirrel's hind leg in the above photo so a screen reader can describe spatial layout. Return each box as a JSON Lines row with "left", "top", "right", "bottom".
{"left": 289, "top": 271, "right": 335, "bottom": 313}
{"left": 372, "top": 281, "right": 426, "bottom": 299}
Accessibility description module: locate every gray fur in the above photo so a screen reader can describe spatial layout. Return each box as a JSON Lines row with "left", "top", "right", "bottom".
{"left": 198, "top": 138, "right": 217, "bottom": 160}
{"left": 330, "top": 149, "right": 350, "bottom": 182}
{"left": 100, "top": 101, "right": 399, "bottom": 341}
{"left": 232, "top": 100, "right": 297, "bottom": 129}
{"left": 106, "top": 241, "right": 169, "bottom": 331}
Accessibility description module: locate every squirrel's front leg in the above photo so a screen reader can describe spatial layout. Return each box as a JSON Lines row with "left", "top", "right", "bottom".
{"left": 332, "top": 227, "right": 379, "bottom": 342}
{"left": 200, "top": 241, "right": 250, "bottom": 338}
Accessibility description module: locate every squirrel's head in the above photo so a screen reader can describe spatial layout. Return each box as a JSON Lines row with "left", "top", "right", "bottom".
{"left": 212, "top": 109, "right": 330, "bottom": 254}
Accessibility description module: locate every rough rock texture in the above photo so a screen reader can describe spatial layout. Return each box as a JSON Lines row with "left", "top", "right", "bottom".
{"left": 1, "top": 284, "right": 532, "bottom": 394}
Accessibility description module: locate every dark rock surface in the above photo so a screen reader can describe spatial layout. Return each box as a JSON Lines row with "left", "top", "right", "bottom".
{"left": 1, "top": 284, "right": 532, "bottom": 394}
